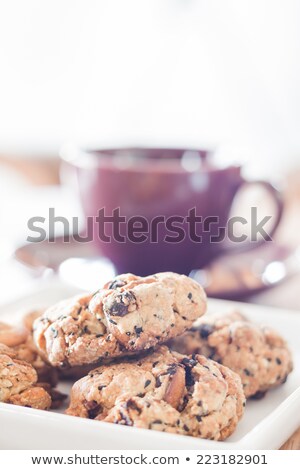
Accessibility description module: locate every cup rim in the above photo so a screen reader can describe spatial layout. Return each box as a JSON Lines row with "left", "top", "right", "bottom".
{"left": 59, "top": 144, "right": 217, "bottom": 169}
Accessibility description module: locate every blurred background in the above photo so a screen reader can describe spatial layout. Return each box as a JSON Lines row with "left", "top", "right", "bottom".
{"left": 1, "top": 0, "right": 300, "bottom": 307}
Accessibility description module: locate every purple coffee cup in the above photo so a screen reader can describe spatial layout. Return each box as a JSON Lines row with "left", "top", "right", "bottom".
{"left": 61, "top": 147, "right": 283, "bottom": 276}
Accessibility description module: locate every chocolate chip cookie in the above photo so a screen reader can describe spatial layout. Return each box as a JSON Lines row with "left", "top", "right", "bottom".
{"left": 169, "top": 311, "right": 293, "bottom": 398}
{"left": 34, "top": 273, "right": 206, "bottom": 368}
{"left": 0, "top": 343, "right": 51, "bottom": 409}
{"left": 66, "top": 346, "right": 245, "bottom": 441}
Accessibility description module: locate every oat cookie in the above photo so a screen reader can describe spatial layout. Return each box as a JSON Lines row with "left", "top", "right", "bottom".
{"left": 169, "top": 311, "right": 293, "bottom": 398}
{"left": 34, "top": 273, "right": 206, "bottom": 368}
{"left": 66, "top": 346, "right": 245, "bottom": 441}
{"left": 0, "top": 343, "right": 51, "bottom": 409}
{"left": 0, "top": 318, "right": 66, "bottom": 408}
{"left": 0, "top": 316, "right": 58, "bottom": 387}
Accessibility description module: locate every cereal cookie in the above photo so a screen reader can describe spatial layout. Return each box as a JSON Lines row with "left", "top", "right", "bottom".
{"left": 66, "top": 346, "right": 245, "bottom": 441}
{"left": 169, "top": 312, "right": 293, "bottom": 398}
{"left": 0, "top": 343, "right": 51, "bottom": 409}
{"left": 0, "top": 317, "right": 58, "bottom": 386}
{"left": 0, "top": 319, "right": 66, "bottom": 408}
{"left": 34, "top": 273, "right": 206, "bottom": 368}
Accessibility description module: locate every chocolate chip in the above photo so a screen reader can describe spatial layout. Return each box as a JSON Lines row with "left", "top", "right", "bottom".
{"left": 118, "top": 410, "right": 133, "bottom": 426}
{"left": 183, "top": 424, "right": 190, "bottom": 432}
{"left": 196, "top": 415, "right": 202, "bottom": 422}
{"left": 185, "top": 368, "right": 195, "bottom": 387}
{"left": 144, "top": 379, "right": 151, "bottom": 388}
{"left": 84, "top": 400, "right": 102, "bottom": 419}
{"left": 96, "top": 334, "right": 103, "bottom": 338}
{"left": 98, "top": 385, "right": 106, "bottom": 390}
{"left": 108, "top": 279, "right": 126, "bottom": 289}
{"left": 110, "top": 301, "right": 129, "bottom": 317}
{"left": 124, "top": 291, "right": 136, "bottom": 302}
{"left": 181, "top": 357, "right": 197, "bottom": 386}
{"left": 188, "top": 292, "right": 193, "bottom": 300}
{"left": 109, "top": 319, "right": 117, "bottom": 325}
{"left": 198, "top": 324, "right": 214, "bottom": 339}
{"left": 244, "top": 368, "right": 251, "bottom": 376}
{"left": 134, "top": 326, "right": 143, "bottom": 337}
{"left": 181, "top": 357, "right": 197, "bottom": 368}
{"left": 126, "top": 399, "right": 142, "bottom": 413}
{"left": 166, "top": 364, "right": 178, "bottom": 376}
{"left": 108, "top": 291, "right": 136, "bottom": 317}
{"left": 276, "top": 358, "right": 282, "bottom": 365}
{"left": 152, "top": 419, "right": 162, "bottom": 424}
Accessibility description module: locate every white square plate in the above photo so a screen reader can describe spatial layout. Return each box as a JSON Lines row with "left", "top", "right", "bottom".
{"left": 0, "top": 281, "right": 299, "bottom": 450}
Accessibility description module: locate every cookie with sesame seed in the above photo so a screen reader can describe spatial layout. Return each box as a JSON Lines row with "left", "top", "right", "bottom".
{"left": 169, "top": 311, "right": 293, "bottom": 398}
{"left": 66, "top": 345, "right": 245, "bottom": 441}
{"left": 89, "top": 272, "right": 206, "bottom": 351}
{"left": 0, "top": 343, "right": 51, "bottom": 410}
{"left": 33, "top": 294, "right": 124, "bottom": 368}
{"left": 0, "top": 316, "right": 58, "bottom": 387}
{"left": 34, "top": 272, "right": 206, "bottom": 368}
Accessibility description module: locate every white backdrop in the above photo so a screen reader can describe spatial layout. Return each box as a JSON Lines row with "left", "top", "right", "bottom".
{"left": 0, "top": 0, "right": 300, "bottom": 177}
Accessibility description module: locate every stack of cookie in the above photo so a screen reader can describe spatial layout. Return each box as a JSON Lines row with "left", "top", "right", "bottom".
{"left": 0, "top": 272, "right": 293, "bottom": 441}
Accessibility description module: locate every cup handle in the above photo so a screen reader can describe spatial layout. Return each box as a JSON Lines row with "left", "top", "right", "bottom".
{"left": 224, "top": 180, "right": 284, "bottom": 254}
